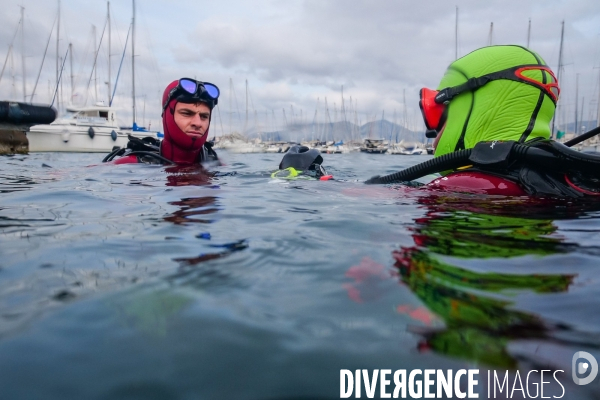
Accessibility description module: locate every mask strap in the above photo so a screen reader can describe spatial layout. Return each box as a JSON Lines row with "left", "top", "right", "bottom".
{"left": 435, "top": 64, "right": 559, "bottom": 105}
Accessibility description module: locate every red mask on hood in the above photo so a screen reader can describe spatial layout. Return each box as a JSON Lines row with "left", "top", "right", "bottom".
{"left": 160, "top": 80, "right": 211, "bottom": 164}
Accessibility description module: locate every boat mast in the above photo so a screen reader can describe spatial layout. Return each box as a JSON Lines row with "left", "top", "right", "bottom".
{"left": 527, "top": 18, "right": 531, "bottom": 48}
{"left": 93, "top": 25, "right": 97, "bottom": 102}
{"left": 21, "top": 6, "right": 26, "bottom": 102}
{"left": 341, "top": 85, "right": 349, "bottom": 139}
{"left": 312, "top": 98, "right": 318, "bottom": 142}
{"left": 244, "top": 79, "right": 248, "bottom": 133}
{"left": 552, "top": 20, "right": 565, "bottom": 138}
{"left": 131, "top": 0, "right": 136, "bottom": 126}
{"left": 488, "top": 22, "right": 494, "bottom": 46}
{"left": 402, "top": 88, "right": 407, "bottom": 136}
{"left": 324, "top": 97, "right": 330, "bottom": 141}
{"left": 455, "top": 6, "right": 458, "bottom": 60}
{"left": 354, "top": 100, "right": 359, "bottom": 140}
{"left": 69, "top": 43, "right": 73, "bottom": 103}
{"left": 11, "top": 43, "right": 15, "bottom": 99}
{"left": 56, "top": 0, "right": 60, "bottom": 112}
{"left": 108, "top": 1, "right": 111, "bottom": 105}
{"left": 392, "top": 108, "right": 397, "bottom": 143}
{"left": 597, "top": 62, "right": 600, "bottom": 128}
{"left": 380, "top": 110, "right": 385, "bottom": 140}
{"left": 575, "top": 73, "right": 579, "bottom": 134}
{"left": 580, "top": 96, "right": 584, "bottom": 133}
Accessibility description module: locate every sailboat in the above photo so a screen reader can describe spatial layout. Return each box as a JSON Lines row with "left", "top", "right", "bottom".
{"left": 28, "top": 0, "right": 158, "bottom": 152}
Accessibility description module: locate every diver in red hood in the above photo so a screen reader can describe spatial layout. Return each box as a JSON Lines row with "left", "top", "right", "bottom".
{"left": 104, "top": 78, "right": 220, "bottom": 165}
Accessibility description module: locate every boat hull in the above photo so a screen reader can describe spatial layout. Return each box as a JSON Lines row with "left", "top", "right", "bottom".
{"left": 360, "top": 148, "right": 387, "bottom": 154}
{"left": 27, "top": 126, "right": 151, "bottom": 153}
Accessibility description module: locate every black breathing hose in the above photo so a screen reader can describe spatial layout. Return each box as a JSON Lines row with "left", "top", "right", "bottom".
{"left": 102, "top": 147, "right": 123, "bottom": 162}
{"left": 365, "top": 136, "right": 600, "bottom": 185}
{"left": 564, "top": 126, "right": 600, "bottom": 147}
{"left": 365, "top": 149, "right": 472, "bottom": 184}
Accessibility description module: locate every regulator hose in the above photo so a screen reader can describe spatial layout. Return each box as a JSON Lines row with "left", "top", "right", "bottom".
{"left": 365, "top": 140, "right": 600, "bottom": 185}
{"left": 564, "top": 125, "right": 600, "bottom": 147}
{"left": 365, "top": 149, "right": 472, "bottom": 184}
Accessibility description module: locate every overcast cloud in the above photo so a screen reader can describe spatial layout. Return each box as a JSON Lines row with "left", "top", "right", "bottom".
{"left": 1, "top": 0, "right": 599, "bottom": 134}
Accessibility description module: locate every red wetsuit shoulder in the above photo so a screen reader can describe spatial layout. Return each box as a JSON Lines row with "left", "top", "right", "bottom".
{"left": 427, "top": 171, "right": 527, "bottom": 196}
{"left": 111, "top": 155, "right": 139, "bottom": 165}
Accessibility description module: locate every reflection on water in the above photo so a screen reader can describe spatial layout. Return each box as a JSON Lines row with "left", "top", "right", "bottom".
{"left": 164, "top": 164, "right": 216, "bottom": 187}
{"left": 164, "top": 196, "right": 220, "bottom": 225}
{"left": 393, "top": 194, "right": 598, "bottom": 369}
{"left": 172, "top": 239, "right": 249, "bottom": 269}
{"left": 0, "top": 174, "right": 39, "bottom": 193}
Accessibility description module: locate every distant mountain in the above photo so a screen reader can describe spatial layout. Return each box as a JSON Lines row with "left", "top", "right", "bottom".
{"left": 231, "top": 117, "right": 598, "bottom": 143}
{"left": 241, "top": 119, "right": 427, "bottom": 143}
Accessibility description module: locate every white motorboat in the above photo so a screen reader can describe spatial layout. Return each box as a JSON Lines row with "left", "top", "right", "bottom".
{"left": 388, "top": 141, "right": 427, "bottom": 155}
{"left": 27, "top": 104, "right": 158, "bottom": 152}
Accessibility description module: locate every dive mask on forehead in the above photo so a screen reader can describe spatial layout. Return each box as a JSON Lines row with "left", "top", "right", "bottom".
{"left": 419, "top": 64, "right": 560, "bottom": 138}
{"left": 163, "top": 78, "right": 220, "bottom": 113}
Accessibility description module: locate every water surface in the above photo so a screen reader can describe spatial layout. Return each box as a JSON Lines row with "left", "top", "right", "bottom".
{"left": 1, "top": 151, "right": 600, "bottom": 399}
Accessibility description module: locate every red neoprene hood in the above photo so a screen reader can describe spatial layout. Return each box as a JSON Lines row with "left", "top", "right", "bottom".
{"left": 160, "top": 80, "right": 211, "bottom": 164}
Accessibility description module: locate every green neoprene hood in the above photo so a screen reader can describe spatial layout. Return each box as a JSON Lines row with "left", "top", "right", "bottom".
{"left": 434, "top": 45, "right": 557, "bottom": 158}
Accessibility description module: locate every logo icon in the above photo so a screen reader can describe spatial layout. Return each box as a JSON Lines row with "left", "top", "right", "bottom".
{"left": 572, "top": 351, "right": 598, "bottom": 385}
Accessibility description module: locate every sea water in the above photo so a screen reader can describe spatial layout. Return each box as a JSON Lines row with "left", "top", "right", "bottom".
{"left": 1, "top": 151, "right": 600, "bottom": 399}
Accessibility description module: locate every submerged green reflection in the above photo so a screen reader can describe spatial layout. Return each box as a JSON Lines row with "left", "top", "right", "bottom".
{"left": 112, "top": 289, "right": 193, "bottom": 337}
{"left": 395, "top": 195, "right": 582, "bottom": 368}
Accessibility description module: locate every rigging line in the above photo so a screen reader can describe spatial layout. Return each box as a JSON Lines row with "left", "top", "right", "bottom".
{"left": 84, "top": 18, "right": 108, "bottom": 106}
{"left": 216, "top": 103, "right": 225, "bottom": 137}
{"left": 110, "top": 23, "right": 132, "bottom": 106}
{"left": 0, "top": 46, "right": 14, "bottom": 86}
{"left": 31, "top": 16, "right": 58, "bottom": 103}
{"left": 248, "top": 82, "right": 256, "bottom": 112}
{"left": 106, "top": 8, "right": 126, "bottom": 102}
{"left": 51, "top": 47, "right": 69, "bottom": 107}
{"left": 73, "top": 26, "right": 95, "bottom": 102}
{"left": 231, "top": 79, "right": 243, "bottom": 130}
{"left": 0, "top": 17, "right": 22, "bottom": 85}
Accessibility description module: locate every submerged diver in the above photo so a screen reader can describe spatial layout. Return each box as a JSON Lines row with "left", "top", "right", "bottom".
{"left": 103, "top": 78, "right": 220, "bottom": 165}
{"left": 271, "top": 144, "right": 333, "bottom": 180}
{"left": 367, "top": 45, "right": 600, "bottom": 198}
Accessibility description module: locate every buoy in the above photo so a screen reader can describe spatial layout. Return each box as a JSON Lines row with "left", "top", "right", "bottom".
{"left": 88, "top": 127, "right": 95, "bottom": 139}
{"left": 111, "top": 130, "right": 117, "bottom": 141}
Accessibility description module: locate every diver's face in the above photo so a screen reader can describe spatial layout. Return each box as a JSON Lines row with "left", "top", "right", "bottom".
{"left": 173, "top": 102, "right": 211, "bottom": 138}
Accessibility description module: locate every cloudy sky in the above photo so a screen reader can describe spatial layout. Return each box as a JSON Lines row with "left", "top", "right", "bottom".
{"left": 1, "top": 0, "right": 599, "bottom": 134}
